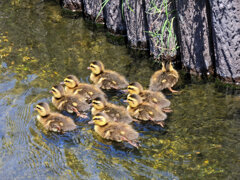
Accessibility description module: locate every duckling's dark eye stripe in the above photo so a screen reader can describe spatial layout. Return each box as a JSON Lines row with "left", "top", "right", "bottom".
{"left": 90, "top": 65, "right": 95, "bottom": 68}
{"left": 93, "top": 118, "right": 101, "bottom": 120}
{"left": 64, "top": 80, "right": 70, "bottom": 83}
{"left": 92, "top": 101, "right": 99, "bottom": 104}
{"left": 51, "top": 89, "right": 56, "bottom": 92}
{"left": 36, "top": 106, "right": 41, "bottom": 110}
{"left": 127, "top": 99, "right": 133, "bottom": 102}
{"left": 128, "top": 87, "right": 134, "bottom": 90}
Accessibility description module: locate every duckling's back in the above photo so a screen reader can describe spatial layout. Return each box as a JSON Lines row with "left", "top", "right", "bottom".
{"left": 149, "top": 70, "right": 178, "bottom": 91}
{"left": 141, "top": 90, "right": 171, "bottom": 108}
{"left": 44, "top": 113, "right": 77, "bottom": 132}
{"left": 98, "top": 70, "right": 128, "bottom": 90}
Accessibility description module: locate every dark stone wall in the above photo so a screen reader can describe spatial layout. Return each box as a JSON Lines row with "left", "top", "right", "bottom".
{"left": 123, "top": 0, "right": 148, "bottom": 48}
{"left": 176, "top": 0, "right": 212, "bottom": 74}
{"left": 209, "top": 0, "right": 240, "bottom": 82}
{"left": 61, "top": 0, "right": 240, "bottom": 83}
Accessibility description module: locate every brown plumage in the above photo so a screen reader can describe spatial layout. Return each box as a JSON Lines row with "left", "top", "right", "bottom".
{"left": 35, "top": 102, "right": 77, "bottom": 133}
{"left": 51, "top": 84, "right": 90, "bottom": 117}
{"left": 128, "top": 82, "right": 171, "bottom": 110}
{"left": 92, "top": 112, "right": 139, "bottom": 148}
{"left": 88, "top": 61, "right": 129, "bottom": 90}
{"left": 127, "top": 94, "right": 167, "bottom": 127}
{"left": 63, "top": 75, "right": 105, "bottom": 101}
{"left": 91, "top": 95, "right": 133, "bottom": 124}
{"left": 149, "top": 61, "right": 179, "bottom": 93}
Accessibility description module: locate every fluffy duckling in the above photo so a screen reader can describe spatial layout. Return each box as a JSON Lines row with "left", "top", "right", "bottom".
{"left": 91, "top": 112, "right": 139, "bottom": 148}
{"left": 51, "top": 84, "right": 90, "bottom": 118}
{"left": 35, "top": 102, "right": 77, "bottom": 132}
{"left": 88, "top": 61, "right": 129, "bottom": 90}
{"left": 91, "top": 95, "right": 133, "bottom": 124}
{"left": 127, "top": 94, "right": 167, "bottom": 127}
{"left": 63, "top": 75, "right": 105, "bottom": 101}
{"left": 149, "top": 61, "right": 179, "bottom": 93}
{"left": 127, "top": 82, "right": 172, "bottom": 112}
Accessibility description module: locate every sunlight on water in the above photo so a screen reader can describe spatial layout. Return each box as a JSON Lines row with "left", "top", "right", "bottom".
{"left": 0, "top": 0, "right": 240, "bottom": 179}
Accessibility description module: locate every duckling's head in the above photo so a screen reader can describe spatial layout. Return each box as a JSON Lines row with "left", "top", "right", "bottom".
{"left": 92, "top": 112, "right": 109, "bottom": 126}
{"left": 92, "top": 96, "right": 107, "bottom": 110}
{"left": 35, "top": 102, "right": 50, "bottom": 117}
{"left": 64, "top": 75, "right": 79, "bottom": 88}
{"left": 88, "top": 61, "right": 104, "bottom": 75}
{"left": 127, "top": 82, "right": 144, "bottom": 95}
{"left": 127, "top": 94, "right": 142, "bottom": 108}
{"left": 51, "top": 84, "right": 65, "bottom": 98}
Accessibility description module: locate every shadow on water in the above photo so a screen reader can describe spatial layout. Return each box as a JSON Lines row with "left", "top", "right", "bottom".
{"left": 0, "top": 0, "right": 240, "bottom": 179}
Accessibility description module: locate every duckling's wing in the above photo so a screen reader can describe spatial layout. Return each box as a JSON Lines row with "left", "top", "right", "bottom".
{"left": 100, "top": 71, "right": 128, "bottom": 89}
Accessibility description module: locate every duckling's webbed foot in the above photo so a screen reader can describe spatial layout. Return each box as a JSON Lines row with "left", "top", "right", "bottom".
{"left": 72, "top": 107, "right": 88, "bottom": 118}
{"left": 162, "top": 107, "right": 173, "bottom": 113}
{"left": 156, "top": 121, "right": 165, "bottom": 128}
{"left": 168, "top": 87, "right": 178, "bottom": 93}
{"left": 121, "top": 136, "right": 139, "bottom": 149}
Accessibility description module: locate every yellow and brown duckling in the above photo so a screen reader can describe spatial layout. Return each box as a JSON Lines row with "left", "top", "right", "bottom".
{"left": 63, "top": 75, "right": 105, "bottom": 101}
{"left": 127, "top": 94, "right": 167, "bottom": 127}
{"left": 127, "top": 82, "right": 172, "bottom": 112}
{"left": 90, "top": 112, "right": 139, "bottom": 148}
{"left": 35, "top": 102, "right": 77, "bottom": 133}
{"left": 91, "top": 95, "right": 133, "bottom": 124}
{"left": 149, "top": 61, "right": 179, "bottom": 93}
{"left": 51, "top": 84, "right": 90, "bottom": 118}
{"left": 88, "top": 61, "right": 129, "bottom": 90}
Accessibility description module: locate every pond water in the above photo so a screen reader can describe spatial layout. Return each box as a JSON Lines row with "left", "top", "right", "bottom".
{"left": 0, "top": 0, "right": 240, "bottom": 179}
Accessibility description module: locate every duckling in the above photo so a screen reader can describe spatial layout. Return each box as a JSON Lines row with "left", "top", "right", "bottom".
{"left": 35, "top": 102, "right": 77, "bottom": 132}
{"left": 127, "top": 94, "right": 167, "bottom": 127}
{"left": 63, "top": 75, "right": 105, "bottom": 101}
{"left": 91, "top": 112, "right": 139, "bottom": 148}
{"left": 51, "top": 84, "right": 90, "bottom": 118}
{"left": 128, "top": 82, "right": 172, "bottom": 113}
{"left": 91, "top": 95, "right": 133, "bottom": 124}
{"left": 149, "top": 61, "right": 179, "bottom": 93}
{"left": 88, "top": 61, "right": 129, "bottom": 90}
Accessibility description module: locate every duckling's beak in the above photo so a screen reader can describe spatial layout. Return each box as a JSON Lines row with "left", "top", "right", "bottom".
{"left": 88, "top": 120, "right": 94, "bottom": 124}
{"left": 60, "top": 82, "right": 65, "bottom": 85}
{"left": 49, "top": 90, "right": 53, "bottom": 93}
{"left": 87, "top": 67, "right": 91, "bottom": 70}
{"left": 123, "top": 100, "right": 128, "bottom": 103}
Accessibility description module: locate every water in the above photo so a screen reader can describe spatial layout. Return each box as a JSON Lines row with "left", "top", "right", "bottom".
{"left": 0, "top": 0, "right": 240, "bottom": 179}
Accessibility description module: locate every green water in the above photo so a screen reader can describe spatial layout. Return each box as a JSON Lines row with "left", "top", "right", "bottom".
{"left": 0, "top": 0, "right": 240, "bottom": 179}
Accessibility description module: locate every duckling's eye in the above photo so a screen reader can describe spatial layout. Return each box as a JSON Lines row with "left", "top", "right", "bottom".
{"left": 90, "top": 65, "right": 95, "bottom": 68}
{"left": 51, "top": 89, "right": 56, "bottom": 92}
{"left": 93, "top": 117, "right": 101, "bottom": 120}
{"left": 92, "top": 101, "right": 99, "bottom": 105}
{"left": 127, "top": 99, "right": 133, "bottom": 102}
{"left": 128, "top": 87, "right": 134, "bottom": 90}
{"left": 64, "top": 80, "right": 70, "bottom": 83}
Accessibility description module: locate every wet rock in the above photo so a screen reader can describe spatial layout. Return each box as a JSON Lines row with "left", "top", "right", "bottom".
{"left": 209, "top": 0, "right": 240, "bottom": 82}
{"left": 103, "top": 0, "right": 126, "bottom": 34}
{"left": 82, "top": 0, "right": 104, "bottom": 23}
{"left": 62, "top": 0, "right": 82, "bottom": 12}
{"left": 123, "top": 0, "right": 148, "bottom": 48}
{"left": 176, "top": 0, "right": 212, "bottom": 73}
{"left": 145, "top": 0, "right": 177, "bottom": 59}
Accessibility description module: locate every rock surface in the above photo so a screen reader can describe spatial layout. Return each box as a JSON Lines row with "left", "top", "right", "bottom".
{"left": 209, "top": 0, "right": 240, "bottom": 82}
{"left": 123, "top": 0, "right": 148, "bottom": 48}
{"left": 176, "top": 0, "right": 212, "bottom": 74}
{"left": 103, "top": 0, "right": 126, "bottom": 34}
{"left": 82, "top": 0, "right": 104, "bottom": 22}
{"left": 62, "top": 0, "right": 82, "bottom": 11}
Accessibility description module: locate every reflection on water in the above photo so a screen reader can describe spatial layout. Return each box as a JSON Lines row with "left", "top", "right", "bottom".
{"left": 0, "top": 0, "right": 240, "bottom": 179}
